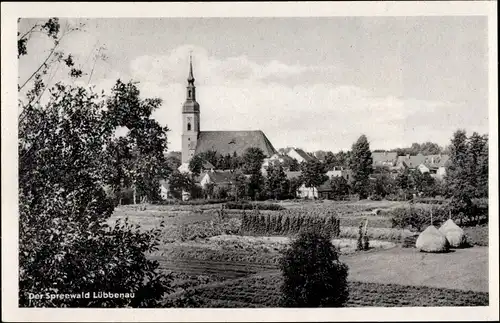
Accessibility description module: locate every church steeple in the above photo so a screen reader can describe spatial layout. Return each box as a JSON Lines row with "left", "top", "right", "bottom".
{"left": 183, "top": 54, "right": 199, "bottom": 113}
{"left": 181, "top": 53, "right": 200, "bottom": 164}
{"left": 188, "top": 54, "right": 195, "bottom": 83}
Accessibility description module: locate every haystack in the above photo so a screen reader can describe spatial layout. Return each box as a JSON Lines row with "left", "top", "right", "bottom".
{"left": 415, "top": 225, "right": 450, "bottom": 253}
{"left": 439, "top": 219, "right": 467, "bottom": 248}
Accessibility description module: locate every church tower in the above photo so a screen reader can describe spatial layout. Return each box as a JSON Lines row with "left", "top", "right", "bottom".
{"left": 181, "top": 55, "right": 200, "bottom": 164}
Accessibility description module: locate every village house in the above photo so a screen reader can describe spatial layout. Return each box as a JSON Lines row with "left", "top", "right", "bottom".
{"left": 372, "top": 151, "right": 398, "bottom": 168}
{"left": 394, "top": 153, "right": 450, "bottom": 180}
{"left": 326, "top": 166, "right": 353, "bottom": 184}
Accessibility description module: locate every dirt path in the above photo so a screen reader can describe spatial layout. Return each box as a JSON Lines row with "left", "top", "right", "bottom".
{"left": 340, "top": 246, "right": 488, "bottom": 292}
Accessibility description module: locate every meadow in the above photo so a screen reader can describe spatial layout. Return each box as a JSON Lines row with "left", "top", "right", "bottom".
{"left": 109, "top": 199, "right": 489, "bottom": 307}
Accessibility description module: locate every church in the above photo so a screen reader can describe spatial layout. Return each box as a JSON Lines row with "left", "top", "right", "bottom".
{"left": 179, "top": 56, "right": 278, "bottom": 169}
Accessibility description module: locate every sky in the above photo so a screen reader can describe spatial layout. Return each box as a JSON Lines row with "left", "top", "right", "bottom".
{"left": 18, "top": 17, "right": 489, "bottom": 153}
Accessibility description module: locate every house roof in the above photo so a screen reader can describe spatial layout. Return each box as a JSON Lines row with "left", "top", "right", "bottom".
{"left": 204, "top": 170, "right": 236, "bottom": 184}
{"left": 423, "top": 154, "right": 450, "bottom": 168}
{"left": 194, "top": 130, "right": 278, "bottom": 157}
{"left": 289, "top": 148, "right": 316, "bottom": 162}
{"left": 202, "top": 160, "right": 215, "bottom": 169}
{"left": 397, "top": 154, "right": 426, "bottom": 169}
{"left": 397, "top": 153, "right": 451, "bottom": 169}
{"left": 372, "top": 152, "right": 398, "bottom": 165}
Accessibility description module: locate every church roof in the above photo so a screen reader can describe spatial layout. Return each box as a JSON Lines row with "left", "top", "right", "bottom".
{"left": 194, "top": 130, "right": 278, "bottom": 157}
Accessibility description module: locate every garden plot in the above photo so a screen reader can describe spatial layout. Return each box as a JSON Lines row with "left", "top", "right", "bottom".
{"left": 170, "top": 271, "right": 488, "bottom": 308}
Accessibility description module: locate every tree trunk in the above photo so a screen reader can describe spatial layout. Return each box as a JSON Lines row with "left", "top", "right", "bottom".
{"left": 133, "top": 185, "right": 137, "bottom": 205}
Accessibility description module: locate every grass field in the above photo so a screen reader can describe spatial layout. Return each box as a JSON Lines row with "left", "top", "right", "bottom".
{"left": 111, "top": 200, "right": 489, "bottom": 307}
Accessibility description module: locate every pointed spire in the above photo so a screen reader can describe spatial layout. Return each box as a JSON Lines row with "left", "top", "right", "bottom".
{"left": 188, "top": 53, "right": 195, "bottom": 83}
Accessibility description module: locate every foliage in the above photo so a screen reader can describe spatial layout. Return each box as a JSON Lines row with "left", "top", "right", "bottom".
{"left": 165, "top": 154, "right": 181, "bottom": 171}
{"left": 264, "top": 164, "right": 290, "bottom": 200}
{"left": 18, "top": 18, "right": 86, "bottom": 95}
{"left": 389, "top": 205, "right": 450, "bottom": 232}
{"left": 158, "top": 198, "right": 227, "bottom": 206}
{"left": 168, "top": 171, "right": 196, "bottom": 199}
{"left": 18, "top": 83, "right": 172, "bottom": 307}
{"left": 279, "top": 231, "right": 349, "bottom": 307}
{"left": 212, "top": 185, "right": 230, "bottom": 200}
{"left": 349, "top": 135, "right": 373, "bottom": 199}
{"left": 287, "top": 177, "right": 303, "bottom": 199}
{"left": 445, "top": 130, "right": 488, "bottom": 218}
{"left": 188, "top": 154, "right": 205, "bottom": 177}
{"left": 104, "top": 80, "right": 170, "bottom": 203}
{"left": 299, "top": 159, "right": 328, "bottom": 199}
{"left": 242, "top": 147, "right": 266, "bottom": 174}
{"left": 282, "top": 156, "right": 300, "bottom": 171}
{"left": 356, "top": 223, "right": 364, "bottom": 251}
{"left": 330, "top": 176, "right": 350, "bottom": 200}
{"left": 230, "top": 170, "right": 248, "bottom": 200}
{"left": 324, "top": 150, "right": 351, "bottom": 170}
{"left": 225, "top": 201, "right": 285, "bottom": 211}
{"left": 369, "top": 174, "right": 395, "bottom": 198}
{"left": 247, "top": 172, "right": 265, "bottom": 201}
{"left": 390, "top": 142, "right": 444, "bottom": 156}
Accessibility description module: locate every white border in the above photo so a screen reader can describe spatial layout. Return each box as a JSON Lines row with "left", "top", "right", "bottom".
{"left": 2, "top": 2, "right": 498, "bottom": 322}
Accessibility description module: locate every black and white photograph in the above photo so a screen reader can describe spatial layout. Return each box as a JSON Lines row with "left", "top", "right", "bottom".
{"left": 2, "top": 2, "right": 498, "bottom": 322}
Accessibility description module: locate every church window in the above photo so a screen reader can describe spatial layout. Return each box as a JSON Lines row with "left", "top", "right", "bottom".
{"left": 187, "top": 123, "right": 191, "bottom": 131}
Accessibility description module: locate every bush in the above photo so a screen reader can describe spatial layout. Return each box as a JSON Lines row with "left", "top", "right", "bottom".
{"left": 280, "top": 231, "right": 349, "bottom": 307}
{"left": 225, "top": 201, "right": 285, "bottom": 211}
{"left": 390, "top": 205, "right": 450, "bottom": 232}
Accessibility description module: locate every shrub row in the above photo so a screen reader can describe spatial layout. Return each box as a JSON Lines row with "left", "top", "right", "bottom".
{"left": 240, "top": 209, "right": 340, "bottom": 237}
{"left": 158, "top": 199, "right": 228, "bottom": 206}
{"left": 412, "top": 197, "right": 448, "bottom": 204}
{"left": 389, "top": 202, "right": 488, "bottom": 232}
{"left": 225, "top": 201, "right": 285, "bottom": 211}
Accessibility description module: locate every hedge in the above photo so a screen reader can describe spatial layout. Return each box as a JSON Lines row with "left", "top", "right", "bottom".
{"left": 225, "top": 201, "right": 285, "bottom": 211}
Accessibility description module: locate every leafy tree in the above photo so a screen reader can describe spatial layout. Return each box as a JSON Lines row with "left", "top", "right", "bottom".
{"left": 247, "top": 172, "right": 265, "bottom": 201}
{"left": 324, "top": 151, "right": 342, "bottom": 171}
{"left": 19, "top": 83, "right": 172, "bottom": 307}
{"left": 103, "top": 81, "right": 170, "bottom": 204}
{"left": 445, "top": 130, "right": 475, "bottom": 216}
{"left": 202, "top": 182, "right": 216, "bottom": 199}
{"left": 299, "top": 159, "right": 328, "bottom": 199}
{"left": 242, "top": 147, "right": 266, "bottom": 174}
{"left": 419, "top": 141, "right": 443, "bottom": 155}
{"left": 265, "top": 164, "right": 290, "bottom": 200}
{"left": 282, "top": 156, "right": 300, "bottom": 171}
{"left": 330, "top": 176, "right": 350, "bottom": 200}
{"left": 369, "top": 174, "right": 395, "bottom": 198}
{"left": 230, "top": 170, "right": 248, "bottom": 201}
{"left": 188, "top": 154, "right": 205, "bottom": 177}
{"left": 280, "top": 231, "right": 349, "bottom": 307}
{"left": 349, "top": 135, "right": 373, "bottom": 199}
{"left": 467, "top": 132, "right": 488, "bottom": 198}
{"left": 288, "top": 177, "right": 303, "bottom": 199}
{"left": 165, "top": 154, "right": 181, "bottom": 171}
{"left": 168, "top": 171, "right": 195, "bottom": 199}
{"left": 336, "top": 150, "right": 351, "bottom": 168}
